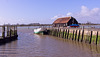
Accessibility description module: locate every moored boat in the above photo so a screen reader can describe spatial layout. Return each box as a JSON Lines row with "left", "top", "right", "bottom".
{"left": 70, "top": 24, "right": 79, "bottom": 27}
{"left": 34, "top": 28, "right": 48, "bottom": 34}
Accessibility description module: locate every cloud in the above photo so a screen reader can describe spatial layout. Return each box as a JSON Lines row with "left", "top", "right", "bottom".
{"left": 51, "top": 6, "right": 100, "bottom": 23}
{"left": 74, "top": 6, "right": 100, "bottom": 23}
{"left": 51, "top": 14, "right": 65, "bottom": 19}
{"left": 66, "top": 12, "right": 72, "bottom": 16}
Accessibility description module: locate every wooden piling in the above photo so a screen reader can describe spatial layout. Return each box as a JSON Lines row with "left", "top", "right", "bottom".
{"left": 67, "top": 29, "right": 69, "bottom": 39}
{"left": 62, "top": 29, "right": 64, "bottom": 38}
{"left": 57, "top": 29, "right": 59, "bottom": 37}
{"left": 7, "top": 25, "right": 10, "bottom": 36}
{"left": 96, "top": 31, "right": 98, "bottom": 45}
{"left": 72, "top": 30, "right": 74, "bottom": 40}
{"left": 2, "top": 25, "right": 5, "bottom": 39}
{"left": 89, "top": 31, "right": 92, "bottom": 44}
{"left": 14, "top": 26, "right": 16, "bottom": 36}
{"left": 78, "top": 30, "right": 80, "bottom": 41}
{"left": 81, "top": 30, "right": 84, "bottom": 42}
{"left": 53, "top": 29, "right": 55, "bottom": 36}
{"left": 59, "top": 29, "right": 61, "bottom": 38}
{"left": 75, "top": 30, "right": 77, "bottom": 41}
{"left": 65, "top": 29, "right": 67, "bottom": 39}
{"left": 55, "top": 29, "right": 57, "bottom": 36}
{"left": 52, "top": 29, "right": 53, "bottom": 36}
{"left": 15, "top": 26, "right": 17, "bottom": 35}
{"left": 10, "top": 26, "right": 12, "bottom": 38}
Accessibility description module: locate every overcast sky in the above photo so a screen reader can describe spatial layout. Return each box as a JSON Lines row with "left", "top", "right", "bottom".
{"left": 0, "top": 0, "right": 100, "bottom": 25}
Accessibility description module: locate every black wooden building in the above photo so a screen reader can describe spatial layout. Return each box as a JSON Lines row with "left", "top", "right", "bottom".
{"left": 53, "top": 16, "right": 78, "bottom": 27}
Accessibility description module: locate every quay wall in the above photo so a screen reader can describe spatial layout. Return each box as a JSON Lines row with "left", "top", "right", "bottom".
{"left": 0, "top": 25, "right": 18, "bottom": 45}
{"left": 47, "top": 27, "right": 100, "bottom": 45}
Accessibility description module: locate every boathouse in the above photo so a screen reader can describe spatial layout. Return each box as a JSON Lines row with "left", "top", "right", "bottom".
{"left": 53, "top": 16, "right": 78, "bottom": 27}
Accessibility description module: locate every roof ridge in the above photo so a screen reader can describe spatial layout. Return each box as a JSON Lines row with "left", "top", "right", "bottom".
{"left": 53, "top": 16, "right": 72, "bottom": 24}
{"left": 57, "top": 16, "right": 71, "bottom": 19}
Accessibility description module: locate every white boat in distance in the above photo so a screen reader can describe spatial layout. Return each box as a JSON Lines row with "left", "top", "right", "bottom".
{"left": 34, "top": 28, "right": 47, "bottom": 34}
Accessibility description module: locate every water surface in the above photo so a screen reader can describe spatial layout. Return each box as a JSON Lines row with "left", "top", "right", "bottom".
{"left": 0, "top": 28, "right": 100, "bottom": 57}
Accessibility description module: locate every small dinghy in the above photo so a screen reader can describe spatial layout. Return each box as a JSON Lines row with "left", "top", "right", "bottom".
{"left": 34, "top": 28, "right": 48, "bottom": 35}
{"left": 70, "top": 24, "right": 79, "bottom": 27}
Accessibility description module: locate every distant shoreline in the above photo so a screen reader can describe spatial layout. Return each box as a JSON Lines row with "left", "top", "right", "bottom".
{"left": 0, "top": 24, "right": 100, "bottom": 27}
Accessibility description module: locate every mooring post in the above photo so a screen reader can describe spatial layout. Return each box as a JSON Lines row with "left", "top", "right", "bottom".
{"left": 49, "top": 29, "right": 51, "bottom": 35}
{"left": 58, "top": 28, "right": 60, "bottom": 37}
{"left": 75, "top": 30, "right": 77, "bottom": 41}
{"left": 81, "top": 29, "right": 84, "bottom": 42}
{"left": 2, "top": 25, "right": 5, "bottom": 39}
{"left": 57, "top": 28, "right": 59, "bottom": 37}
{"left": 52, "top": 29, "right": 53, "bottom": 36}
{"left": 10, "top": 25, "right": 12, "bottom": 38}
{"left": 14, "top": 26, "right": 16, "bottom": 36}
{"left": 52, "top": 29, "right": 54, "bottom": 36}
{"left": 65, "top": 29, "right": 67, "bottom": 39}
{"left": 54, "top": 29, "right": 56, "bottom": 36}
{"left": 55, "top": 29, "right": 57, "bottom": 36}
{"left": 59, "top": 29, "right": 61, "bottom": 37}
{"left": 62, "top": 29, "right": 64, "bottom": 38}
{"left": 89, "top": 31, "right": 92, "bottom": 44}
{"left": 63, "top": 29, "right": 65, "bottom": 38}
{"left": 96, "top": 31, "right": 98, "bottom": 45}
{"left": 54, "top": 29, "right": 55, "bottom": 36}
{"left": 72, "top": 30, "right": 74, "bottom": 40}
{"left": 78, "top": 30, "right": 80, "bottom": 41}
{"left": 7, "top": 25, "right": 10, "bottom": 36}
{"left": 53, "top": 29, "right": 55, "bottom": 36}
{"left": 56, "top": 29, "right": 58, "bottom": 37}
{"left": 16, "top": 26, "right": 17, "bottom": 35}
{"left": 67, "top": 29, "right": 69, "bottom": 39}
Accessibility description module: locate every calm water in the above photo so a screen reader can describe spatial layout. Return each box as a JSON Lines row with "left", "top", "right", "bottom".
{"left": 0, "top": 28, "right": 100, "bottom": 57}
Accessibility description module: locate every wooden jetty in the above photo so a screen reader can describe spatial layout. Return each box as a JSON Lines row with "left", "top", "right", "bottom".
{"left": 0, "top": 25, "right": 18, "bottom": 45}
{"left": 47, "top": 27, "right": 100, "bottom": 45}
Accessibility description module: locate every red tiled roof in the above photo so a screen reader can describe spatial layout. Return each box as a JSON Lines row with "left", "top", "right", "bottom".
{"left": 53, "top": 17, "right": 71, "bottom": 24}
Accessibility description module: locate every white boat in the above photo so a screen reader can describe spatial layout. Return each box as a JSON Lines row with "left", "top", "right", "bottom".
{"left": 34, "top": 28, "right": 47, "bottom": 34}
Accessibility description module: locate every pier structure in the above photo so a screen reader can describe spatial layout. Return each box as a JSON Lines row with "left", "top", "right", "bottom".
{"left": 0, "top": 25, "right": 18, "bottom": 44}
{"left": 48, "top": 27, "right": 100, "bottom": 45}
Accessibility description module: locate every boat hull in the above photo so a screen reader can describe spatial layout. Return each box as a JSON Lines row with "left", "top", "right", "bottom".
{"left": 34, "top": 28, "right": 47, "bottom": 34}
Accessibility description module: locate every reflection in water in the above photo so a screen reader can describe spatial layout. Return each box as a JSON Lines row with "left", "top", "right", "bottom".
{"left": 0, "top": 28, "right": 100, "bottom": 57}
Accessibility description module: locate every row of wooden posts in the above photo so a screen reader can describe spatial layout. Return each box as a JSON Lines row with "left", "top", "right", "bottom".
{"left": 48, "top": 28, "right": 99, "bottom": 45}
{"left": 2, "top": 25, "right": 17, "bottom": 39}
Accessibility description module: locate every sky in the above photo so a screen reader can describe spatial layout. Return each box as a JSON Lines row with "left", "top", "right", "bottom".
{"left": 0, "top": 0, "right": 100, "bottom": 25}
